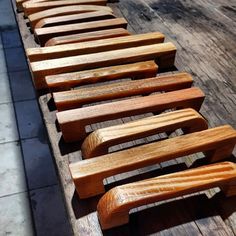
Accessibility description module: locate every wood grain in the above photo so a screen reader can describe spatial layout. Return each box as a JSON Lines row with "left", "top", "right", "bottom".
{"left": 81, "top": 108, "right": 208, "bottom": 158}
{"left": 28, "top": 5, "right": 113, "bottom": 29}
{"left": 30, "top": 42, "right": 176, "bottom": 89}
{"left": 57, "top": 87, "right": 205, "bottom": 142}
{"left": 53, "top": 72, "right": 193, "bottom": 111}
{"left": 70, "top": 125, "right": 236, "bottom": 198}
{"left": 97, "top": 161, "right": 236, "bottom": 229}
{"left": 45, "top": 28, "right": 130, "bottom": 46}
{"left": 46, "top": 61, "right": 158, "bottom": 90}
{"left": 34, "top": 18, "right": 128, "bottom": 46}
{"left": 34, "top": 11, "right": 116, "bottom": 29}
{"left": 27, "top": 32, "right": 165, "bottom": 61}
{"left": 23, "top": 0, "right": 107, "bottom": 16}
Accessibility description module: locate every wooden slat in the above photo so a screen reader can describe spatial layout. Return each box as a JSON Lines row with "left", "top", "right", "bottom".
{"left": 34, "top": 11, "right": 116, "bottom": 29}
{"left": 46, "top": 61, "right": 158, "bottom": 90}
{"left": 45, "top": 28, "right": 131, "bottom": 46}
{"left": 23, "top": 0, "right": 107, "bottom": 16}
{"left": 34, "top": 18, "right": 128, "bottom": 46}
{"left": 30, "top": 42, "right": 176, "bottom": 89}
{"left": 70, "top": 125, "right": 236, "bottom": 198}
{"left": 53, "top": 72, "right": 193, "bottom": 111}
{"left": 81, "top": 108, "right": 208, "bottom": 158}
{"left": 28, "top": 32, "right": 165, "bottom": 61}
{"left": 97, "top": 161, "right": 236, "bottom": 229}
{"left": 56, "top": 87, "right": 205, "bottom": 142}
{"left": 28, "top": 5, "right": 113, "bottom": 29}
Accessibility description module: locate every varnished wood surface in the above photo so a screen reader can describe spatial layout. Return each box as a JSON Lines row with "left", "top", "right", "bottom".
{"left": 53, "top": 72, "right": 193, "bottom": 111}
{"left": 12, "top": 0, "right": 236, "bottom": 235}
{"left": 34, "top": 17, "right": 128, "bottom": 45}
{"left": 34, "top": 11, "right": 116, "bottom": 29}
{"left": 57, "top": 87, "right": 204, "bottom": 142}
{"left": 46, "top": 61, "right": 158, "bottom": 90}
{"left": 70, "top": 125, "right": 236, "bottom": 198}
{"left": 45, "top": 28, "right": 130, "bottom": 46}
{"left": 30, "top": 42, "right": 176, "bottom": 89}
{"left": 81, "top": 108, "right": 207, "bottom": 158}
{"left": 23, "top": 0, "right": 107, "bottom": 16}
{"left": 28, "top": 5, "right": 113, "bottom": 29}
{"left": 97, "top": 161, "right": 236, "bottom": 229}
{"left": 27, "top": 32, "right": 165, "bottom": 61}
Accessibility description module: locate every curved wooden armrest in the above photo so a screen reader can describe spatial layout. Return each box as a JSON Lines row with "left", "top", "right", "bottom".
{"left": 45, "top": 28, "right": 130, "bottom": 46}
{"left": 46, "top": 61, "right": 157, "bottom": 91}
{"left": 69, "top": 125, "right": 236, "bottom": 198}
{"left": 53, "top": 72, "right": 193, "bottom": 111}
{"left": 23, "top": 0, "right": 107, "bottom": 16}
{"left": 34, "top": 11, "right": 116, "bottom": 29}
{"left": 27, "top": 32, "right": 165, "bottom": 61}
{"left": 28, "top": 5, "right": 113, "bottom": 29}
{"left": 30, "top": 42, "right": 176, "bottom": 89}
{"left": 97, "top": 162, "right": 236, "bottom": 229}
{"left": 34, "top": 18, "right": 128, "bottom": 46}
{"left": 57, "top": 87, "right": 204, "bottom": 142}
{"left": 81, "top": 108, "right": 207, "bottom": 158}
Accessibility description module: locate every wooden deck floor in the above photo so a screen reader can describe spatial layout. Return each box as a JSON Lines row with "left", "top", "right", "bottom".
{"left": 13, "top": 0, "right": 236, "bottom": 235}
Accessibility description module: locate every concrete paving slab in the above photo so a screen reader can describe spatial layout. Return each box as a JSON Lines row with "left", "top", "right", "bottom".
{"left": 0, "top": 72, "right": 12, "bottom": 104}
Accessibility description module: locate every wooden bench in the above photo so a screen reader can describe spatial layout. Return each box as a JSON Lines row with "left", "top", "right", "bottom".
{"left": 81, "top": 108, "right": 208, "bottom": 158}
{"left": 27, "top": 32, "right": 165, "bottom": 61}
{"left": 23, "top": 0, "right": 107, "bottom": 16}
{"left": 34, "top": 18, "right": 128, "bottom": 45}
{"left": 46, "top": 61, "right": 158, "bottom": 91}
{"left": 53, "top": 72, "right": 193, "bottom": 111}
{"left": 45, "top": 28, "right": 131, "bottom": 46}
{"left": 30, "top": 42, "right": 176, "bottom": 89}
{"left": 97, "top": 161, "right": 236, "bottom": 229}
{"left": 34, "top": 11, "right": 116, "bottom": 29}
{"left": 28, "top": 5, "right": 113, "bottom": 29}
{"left": 70, "top": 125, "right": 236, "bottom": 198}
{"left": 56, "top": 87, "right": 205, "bottom": 142}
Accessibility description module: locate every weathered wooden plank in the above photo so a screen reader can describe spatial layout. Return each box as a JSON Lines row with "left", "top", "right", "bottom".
{"left": 81, "top": 108, "right": 207, "bottom": 158}
{"left": 57, "top": 87, "right": 204, "bottom": 142}
{"left": 27, "top": 32, "right": 165, "bottom": 61}
{"left": 23, "top": 0, "right": 107, "bottom": 16}
{"left": 34, "top": 11, "right": 116, "bottom": 29}
{"left": 28, "top": 5, "right": 113, "bottom": 29}
{"left": 45, "top": 28, "right": 131, "bottom": 46}
{"left": 46, "top": 61, "right": 158, "bottom": 90}
{"left": 34, "top": 18, "right": 128, "bottom": 45}
{"left": 30, "top": 42, "right": 176, "bottom": 89}
{"left": 53, "top": 72, "right": 193, "bottom": 110}
{"left": 97, "top": 161, "right": 236, "bottom": 229}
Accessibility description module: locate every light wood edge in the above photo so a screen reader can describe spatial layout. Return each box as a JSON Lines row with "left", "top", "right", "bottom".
{"left": 45, "top": 28, "right": 131, "bottom": 46}
{"left": 45, "top": 61, "right": 158, "bottom": 91}
{"left": 57, "top": 87, "right": 205, "bottom": 142}
{"left": 53, "top": 71, "right": 194, "bottom": 111}
{"left": 97, "top": 161, "right": 236, "bottom": 229}
{"left": 81, "top": 108, "right": 208, "bottom": 159}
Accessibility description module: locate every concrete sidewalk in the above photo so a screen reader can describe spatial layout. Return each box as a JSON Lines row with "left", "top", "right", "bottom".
{"left": 0, "top": 0, "right": 71, "bottom": 235}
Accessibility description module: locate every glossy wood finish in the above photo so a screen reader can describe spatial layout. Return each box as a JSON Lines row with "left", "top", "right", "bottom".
{"left": 27, "top": 32, "right": 165, "bottom": 61}
{"left": 70, "top": 125, "right": 236, "bottom": 198}
{"left": 45, "top": 28, "right": 130, "bottom": 46}
{"left": 23, "top": 0, "right": 107, "bottom": 16}
{"left": 53, "top": 72, "right": 193, "bottom": 111}
{"left": 81, "top": 108, "right": 208, "bottom": 158}
{"left": 46, "top": 61, "right": 158, "bottom": 90}
{"left": 28, "top": 5, "right": 113, "bottom": 29}
{"left": 57, "top": 87, "right": 204, "bottom": 142}
{"left": 97, "top": 161, "right": 236, "bottom": 229}
{"left": 35, "top": 11, "right": 116, "bottom": 29}
{"left": 30, "top": 42, "right": 176, "bottom": 89}
{"left": 34, "top": 18, "right": 128, "bottom": 46}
